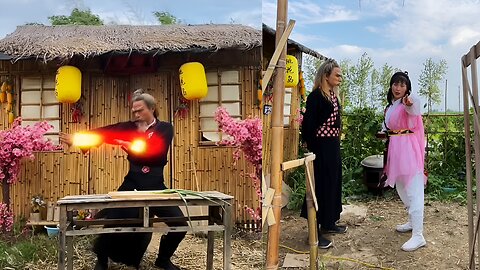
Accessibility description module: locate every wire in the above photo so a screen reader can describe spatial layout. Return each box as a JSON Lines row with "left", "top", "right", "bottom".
{"left": 266, "top": 242, "right": 396, "bottom": 270}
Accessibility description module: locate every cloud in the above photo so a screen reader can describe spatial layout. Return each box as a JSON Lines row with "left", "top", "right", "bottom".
{"left": 262, "top": 0, "right": 358, "bottom": 27}
{"left": 290, "top": 32, "right": 326, "bottom": 44}
{"left": 450, "top": 27, "right": 480, "bottom": 46}
{"left": 226, "top": 9, "right": 262, "bottom": 29}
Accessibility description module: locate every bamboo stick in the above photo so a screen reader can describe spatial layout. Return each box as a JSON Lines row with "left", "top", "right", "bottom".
{"left": 471, "top": 50, "right": 480, "bottom": 264}
{"left": 266, "top": 0, "right": 289, "bottom": 268}
{"left": 305, "top": 154, "right": 318, "bottom": 270}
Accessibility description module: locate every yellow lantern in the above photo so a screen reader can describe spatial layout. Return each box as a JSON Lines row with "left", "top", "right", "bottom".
{"left": 55, "top": 66, "right": 82, "bottom": 103}
{"left": 285, "top": 55, "right": 299, "bottom": 88}
{"left": 179, "top": 62, "right": 208, "bottom": 100}
{"left": 5, "top": 103, "right": 12, "bottom": 112}
{"left": 0, "top": 91, "right": 5, "bottom": 103}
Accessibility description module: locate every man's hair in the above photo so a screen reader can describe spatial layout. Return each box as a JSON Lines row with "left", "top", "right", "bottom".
{"left": 131, "top": 89, "right": 158, "bottom": 118}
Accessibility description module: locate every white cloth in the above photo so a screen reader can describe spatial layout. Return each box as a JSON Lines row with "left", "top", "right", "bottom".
{"left": 396, "top": 172, "right": 424, "bottom": 222}
{"left": 397, "top": 172, "right": 426, "bottom": 251}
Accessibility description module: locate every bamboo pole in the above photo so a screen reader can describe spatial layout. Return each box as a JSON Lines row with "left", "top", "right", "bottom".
{"left": 470, "top": 48, "right": 480, "bottom": 264}
{"left": 304, "top": 153, "right": 318, "bottom": 270}
{"left": 262, "top": 21, "right": 295, "bottom": 94}
{"left": 462, "top": 56, "right": 475, "bottom": 270}
{"left": 461, "top": 54, "right": 480, "bottom": 269}
{"left": 266, "top": 1, "right": 288, "bottom": 268}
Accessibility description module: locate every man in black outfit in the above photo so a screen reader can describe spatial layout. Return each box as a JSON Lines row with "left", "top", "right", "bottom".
{"left": 60, "top": 89, "right": 185, "bottom": 270}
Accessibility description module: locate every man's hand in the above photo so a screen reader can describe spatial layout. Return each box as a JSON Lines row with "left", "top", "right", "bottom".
{"left": 114, "top": 139, "right": 131, "bottom": 149}
{"left": 59, "top": 132, "right": 73, "bottom": 147}
{"left": 402, "top": 94, "right": 413, "bottom": 106}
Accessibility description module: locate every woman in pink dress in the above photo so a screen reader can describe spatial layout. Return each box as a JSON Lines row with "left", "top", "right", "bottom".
{"left": 383, "top": 71, "right": 427, "bottom": 251}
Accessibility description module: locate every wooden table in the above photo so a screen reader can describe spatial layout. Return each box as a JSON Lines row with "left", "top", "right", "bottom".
{"left": 56, "top": 191, "right": 233, "bottom": 270}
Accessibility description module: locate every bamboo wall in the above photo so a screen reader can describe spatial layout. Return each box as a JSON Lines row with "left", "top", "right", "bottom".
{"left": 262, "top": 50, "right": 302, "bottom": 175}
{"left": 0, "top": 49, "right": 261, "bottom": 223}
{"left": 172, "top": 65, "right": 261, "bottom": 223}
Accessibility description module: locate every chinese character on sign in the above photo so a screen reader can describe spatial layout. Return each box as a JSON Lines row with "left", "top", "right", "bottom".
{"left": 263, "top": 104, "right": 272, "bottom": 115}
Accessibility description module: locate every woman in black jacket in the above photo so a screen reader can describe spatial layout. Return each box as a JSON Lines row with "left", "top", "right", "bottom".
{"left": 300, "top": 59, "right": 347, "bottom": 249}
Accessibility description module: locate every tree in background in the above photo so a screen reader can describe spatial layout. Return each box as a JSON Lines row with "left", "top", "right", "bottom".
{"left": 48, "top": 8, "right": 103, "bottom": 25}
{"left": 375, "top": 64, "right": 396, "bottom": 109}
{"left": 304, "top": 53, "right": 395, "bottom": 112}
{"left": 153, "top": 11, "right": 181, "bottom": 25}
{"left": 418, "top": 58, "right": 448, "bottom": 114}
{"left": 344, "top": 53, "right": 374, "bottom": 110}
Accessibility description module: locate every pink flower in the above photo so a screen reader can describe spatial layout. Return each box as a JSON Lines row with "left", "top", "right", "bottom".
{"left": 214, "top": 107, "right": 262, "bottom": 222}
{"left": 0, "top": 203, "right": 14, "bottom": 232}
{"left": 0, "top": 118, "right": 60, "bottom": 229}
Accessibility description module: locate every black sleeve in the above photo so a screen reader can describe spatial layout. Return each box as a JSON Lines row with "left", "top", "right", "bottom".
{"left": 156, "top": 121, "right": 174, "bottom": 149}
{"left": 90, "top": 121, "right": 136, "bottom": 145}
{"left": 301, "top": 90, "right": 332, "bottom": 150}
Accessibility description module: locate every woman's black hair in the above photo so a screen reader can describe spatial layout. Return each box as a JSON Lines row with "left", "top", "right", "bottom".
{"left": 387, "top": 71, "right": 411, "bottom": 105}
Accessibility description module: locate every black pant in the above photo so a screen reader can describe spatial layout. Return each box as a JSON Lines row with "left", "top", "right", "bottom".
{"left": 94, "top": 170, "right": 187, "bottom": 266}
{"left": 150, "top": 205, "right": 188, "bottom": 260}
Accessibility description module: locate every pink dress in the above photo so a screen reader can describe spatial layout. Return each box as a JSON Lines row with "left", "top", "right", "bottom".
{"left": 384, "top": 98, "right": 426, "bottom": 188}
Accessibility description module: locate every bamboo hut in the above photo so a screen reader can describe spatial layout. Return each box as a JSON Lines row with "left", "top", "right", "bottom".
{"left": 262, "top": 23, "right": 326, "bottom": 174}
{"left": 0, "top": 24, "right": 261, "bottom": 224}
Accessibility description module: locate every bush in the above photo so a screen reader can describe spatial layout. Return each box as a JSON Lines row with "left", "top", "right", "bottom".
{"left": 285, "top": 110, "right": 470, "bottom": 209}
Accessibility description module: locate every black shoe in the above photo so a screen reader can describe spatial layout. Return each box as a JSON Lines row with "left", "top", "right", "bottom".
{"left": 94, "top": 259, "right": 108, "bottom": 270}
{"left": 318, "top": 235, "right": 332, "bottom": 249}
{"left": 321, "top": 225, "right": 348, "bottom": 234}
{"left": 155, "top": 258, "right": 181, "bottom": 270}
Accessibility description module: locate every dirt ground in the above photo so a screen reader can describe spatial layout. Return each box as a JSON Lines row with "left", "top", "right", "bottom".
{"left": 276, "top": 193, "right": 469, "bottom": 270}
{"left": 29, "top": 229, "right": 262, "bottom": 270}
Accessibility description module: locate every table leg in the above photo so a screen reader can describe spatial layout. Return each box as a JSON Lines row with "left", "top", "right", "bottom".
{"left": 67, "top": 236, "right": 73, "bottom": 270}
{"left": 143, "top": 206, "right": 149, "bottom": 227}
{"left": 223, "top": 201, "right": 233, "bottom": 270}
{"left": 207, "top": 205, "right": 215, "bottom": 270}
{"left": 57, "top": 205, "right": 67, "bottom": 270}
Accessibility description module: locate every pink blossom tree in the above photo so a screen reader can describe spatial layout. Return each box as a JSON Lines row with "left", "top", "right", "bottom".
{"left": 0, "top": 117, "right": 60, "bottom": 232}
{"left": 214, "top": 107, "right": 262, "bottom": 222}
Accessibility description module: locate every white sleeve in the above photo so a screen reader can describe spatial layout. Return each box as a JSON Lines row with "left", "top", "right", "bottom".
{"left": 405, "top": 95, "right": 421, "bottom": 116}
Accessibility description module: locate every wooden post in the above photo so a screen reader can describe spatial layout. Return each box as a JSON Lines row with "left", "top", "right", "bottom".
{"left": 223, "top": 201, "right": 233, "bottom": 270}
{"left": 463, "top": 57, "right": 475, "bottom": 270}
{"left": 207, "top": 205, "right": 215, "bottom": 270}
{"left": 470, "top": 46, "right": 480, "bottom": 265}
{"left": 304, "top": 153, "right": 318, "bottom": 270}
{"left": 266, "top": 0, "right": 288, "bottom": 268}
{"left": 57, "top": 205, "right": 67, "bottom": 270}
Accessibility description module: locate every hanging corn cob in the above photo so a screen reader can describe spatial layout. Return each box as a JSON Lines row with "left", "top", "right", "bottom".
{"left": 257, "top": 79, "right": 263, "bottom": 107}
{"left": 8, "top": 112, "right": 14, "bottom": 124}
{"left": 299, "top": 70, "right": 306, "bottom": 101}
{"left": 0, "top": 82, "right": 8, "bottom": 93}
{"left": 6, "top": 92, "right": 12, "bottom": 104}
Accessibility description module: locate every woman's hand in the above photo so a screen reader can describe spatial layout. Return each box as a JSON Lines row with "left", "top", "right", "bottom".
{"left": 59, "top": 132, "right": 73, "bottom": 147}
{"left": 402, "top": 94, "right": 413, "bottom": 106}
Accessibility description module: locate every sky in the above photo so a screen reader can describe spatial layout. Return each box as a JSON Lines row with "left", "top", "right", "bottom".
{"left": 263, "top": 0, "right": 480, "bottom": 112}
{"left": 0, "top": 0, "right": 262, "bottom": 36}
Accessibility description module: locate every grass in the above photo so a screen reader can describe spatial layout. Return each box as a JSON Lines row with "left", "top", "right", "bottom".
{"left": 0, "top": 232, "right": 58, "bottom": 269}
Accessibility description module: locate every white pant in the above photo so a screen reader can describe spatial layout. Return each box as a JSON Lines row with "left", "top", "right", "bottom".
{"left": 396, "top": 172, "right": 424, "bottom": 236}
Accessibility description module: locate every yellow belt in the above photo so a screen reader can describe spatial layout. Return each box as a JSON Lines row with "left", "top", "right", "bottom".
{"left": 387, "top": 129, "right": 414, "bottom": 136}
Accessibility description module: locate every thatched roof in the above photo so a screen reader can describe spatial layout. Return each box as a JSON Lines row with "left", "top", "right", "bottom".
{"left": 0, "top": 24, "right": 261, "bottom": 62}
{"left": 262, "top": 24, "right": 326, "bottom": 59}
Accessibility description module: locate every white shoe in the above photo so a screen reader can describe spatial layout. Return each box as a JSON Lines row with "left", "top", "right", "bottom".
{"left": 396, "top": 222, "right": 412, "bottom": 233}
{"left": 401, "top": 235, "right": 426, "bottom": 251}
